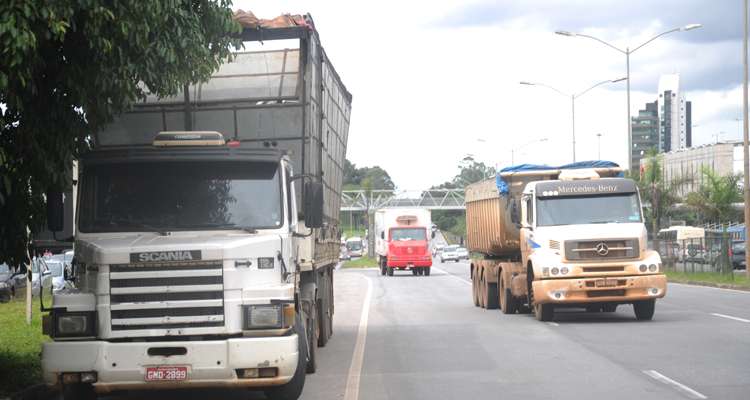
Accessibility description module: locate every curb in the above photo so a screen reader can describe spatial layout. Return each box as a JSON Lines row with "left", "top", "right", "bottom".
{"left": 9, "top": 384, "right": 56, "bottom": 400}
{"left": 669, "top": 279, "right": 750, "bottom": 292}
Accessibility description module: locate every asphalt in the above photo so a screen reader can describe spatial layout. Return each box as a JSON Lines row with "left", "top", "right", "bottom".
{"left": 87, "top": 257, "right": 750, "bottom": 400}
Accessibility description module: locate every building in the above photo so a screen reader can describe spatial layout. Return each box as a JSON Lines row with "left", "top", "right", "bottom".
{"left": 631, "top": 101, "right": 659, "bottom": 171}
{"left": 657, "top": 74, "right": 692, "bottom": 152}
{"left": 640, "top": 141, "right": 744, "bottom": 198}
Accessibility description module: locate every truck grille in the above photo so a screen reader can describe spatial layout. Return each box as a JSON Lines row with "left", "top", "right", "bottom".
{"left": 109, "top": 261, "right": 224, "bottom": 331}
{"left": 564, "top": 239, "right": 639, "bottom": 261}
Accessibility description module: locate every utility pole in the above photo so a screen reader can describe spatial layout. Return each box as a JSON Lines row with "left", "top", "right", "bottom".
{"left": 744, "top": 0, "right": 750, "bottom": 276}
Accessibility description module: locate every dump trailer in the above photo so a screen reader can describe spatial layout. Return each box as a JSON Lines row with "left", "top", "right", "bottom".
{"left": 374, "top": 208, "right": 434, "bottom": 276}
{"left": 40, "top": 14, "right": 351, "bottom": 400}
{"left": 466, "top": 162, "right": 666, "bottom": 322}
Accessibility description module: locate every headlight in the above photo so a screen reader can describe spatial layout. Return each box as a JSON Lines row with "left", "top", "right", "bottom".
{"left": 0, "top": 282, "right": 8, "bottom": 289}
{"left": 257, "top": 257, "right": 275, "bottom": 270}
{"left": 53, "top": 312, "right": 96, "bottom": 338}
{"left": 243, "top": 304, "right": 294, "bottom": 330}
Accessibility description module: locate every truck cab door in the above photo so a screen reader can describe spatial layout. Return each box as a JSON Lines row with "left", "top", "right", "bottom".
{"left": 520, "top": 194, "right": 535, "bottom": 266}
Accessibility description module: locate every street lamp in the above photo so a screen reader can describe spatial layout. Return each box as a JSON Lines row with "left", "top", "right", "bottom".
{"left": 555, "top": 24, "right": 702, "bottom": 170}
{"left": 596, "top": 133, "right": 603, "bottom": 159}
{"left": 511, "top": 137, "right": 548, "bottom": 165}
{"left": 520, "top": 78, "right": 626, "bottom": 162}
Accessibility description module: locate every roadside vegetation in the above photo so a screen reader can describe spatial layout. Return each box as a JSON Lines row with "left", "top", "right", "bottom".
{"left": 342, "top": 256, "right": 377, "bottom": 268}
{"left": 0, "top": 296, "right": 49, "bottom": 397}
{"left": 666, "top": 270, "right": 750, "bottom": 290}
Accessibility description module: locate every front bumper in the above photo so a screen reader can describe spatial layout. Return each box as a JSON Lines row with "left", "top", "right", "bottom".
{"left": 387, "top": 257, "right": 432, "bottom": 268}
{"left": 533, "top": 274, "right": 667, "bottom": 304}
{"left": 42, "top": 334, "right": 298, "bottom": 393}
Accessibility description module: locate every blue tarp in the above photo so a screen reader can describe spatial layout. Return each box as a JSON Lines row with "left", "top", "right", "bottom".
{"left": 495, "top": 160, "right": 622, "bottom": 195}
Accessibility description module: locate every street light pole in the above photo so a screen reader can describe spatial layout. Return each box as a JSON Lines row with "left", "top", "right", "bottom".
{"left": 596, "top": 133, "right": 603, "bottom": 159}
{"left": 521, "top": 78, "right": 626, "bottom": 163}
{"left": 743, "top": 0, "right": 750, "bottom": 276}
{"left": 556, "top": 24, "right": 702, "bottom": 171}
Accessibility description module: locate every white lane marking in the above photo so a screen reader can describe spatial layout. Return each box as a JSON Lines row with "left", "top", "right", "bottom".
{"left": 643, "top": 370, "right": 707, "bottom": 399}
{"left": 343, "top": 274, "right": 373, "bottom": 400}
{"left": 547, "top": 322, "right": 559, "bottom": 327}
{"left": 670, "top": 282, "right": 750, "bottom": 295}
{"left": 711, "top": 313, "right": 750, "bottom": 323}
{"left": 431, "top": 266, "right": 472, "bottom": 285}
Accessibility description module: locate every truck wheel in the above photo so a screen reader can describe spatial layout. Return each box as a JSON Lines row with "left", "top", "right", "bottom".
{"left": 602, "top": 304, "right": 617, "bottom": 313}
{"left": 305, "top": 302, "right": 318, "bottom": 373}
{"left": 62, "top": 384, "right": 96, "bottom": 400}
{"left": 534, "top": 303, "right": 554, "bottom": 322}
{"left": 412, "top": 269, "right": 418, "bottom": 276}
{"left": 424, "top": 268, "right": 430, "bottom": 276}
{"left": 386, "top": 267, "right": 394, "bottom": 276}
{"left": 317, "top": 301, "right": 330, "bottom": 347}
{"left": 633, "top": 300, "right": 655, "bottom": 320}
{"left": 265, "top": 316, "right": 306, "bottom": 400}
{"left": 471, "top": 266, "right": 480, "bottom": 307}
{"left": 500, "top": 278, "right": 516, "bottom": 314}
{"left": 485, "top": 280, "right": 499, "bottom": 310}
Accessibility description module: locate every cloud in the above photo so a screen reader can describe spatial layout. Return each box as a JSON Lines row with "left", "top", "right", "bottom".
{"left": 439, "top": 0, "right": 740, "bottom": 43}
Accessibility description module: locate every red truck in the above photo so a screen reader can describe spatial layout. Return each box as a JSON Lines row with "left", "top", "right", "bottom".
{"left": 374, "top": 208, "right": 434, "bottom": 276}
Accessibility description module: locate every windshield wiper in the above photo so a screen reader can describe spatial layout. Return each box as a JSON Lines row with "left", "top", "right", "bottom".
{"left": 588, "top": 220, "right": 621, "bottom": 224}
{"left": 107, "top": 219, "right": 170, "bottom": 235}
{"left": 178, "top": 223, "right": 258, "bottom": 234}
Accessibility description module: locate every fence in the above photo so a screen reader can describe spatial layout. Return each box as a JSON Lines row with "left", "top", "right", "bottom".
{"left": 654, "top": 230, "right": 736, "bottom": 275}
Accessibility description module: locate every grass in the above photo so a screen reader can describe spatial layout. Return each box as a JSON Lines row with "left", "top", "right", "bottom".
{"left": 0, "top": 295, "right": 49, "bottom": 397}
{"left": 342, "top": 256, "right": 378, "bottom": 268}
{"left": 665, "top": 270, "right": 750, "bottom": 290}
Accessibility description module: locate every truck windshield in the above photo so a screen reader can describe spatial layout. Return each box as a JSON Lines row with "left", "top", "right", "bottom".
{"left": 391, "top": 228, "right": 426, "bottom": 241}
{"left": 536, "top": 193, "right": 642, "bottom": 226}
{"left": 79, "top": 161, "right": 283, "bottom": 233}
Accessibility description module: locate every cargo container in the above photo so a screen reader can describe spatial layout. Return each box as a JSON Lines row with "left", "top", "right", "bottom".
{"left": 466, "top": 162, "right": 666, "bottom": 321}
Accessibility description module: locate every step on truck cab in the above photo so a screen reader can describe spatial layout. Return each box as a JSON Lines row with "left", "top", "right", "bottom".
{"left": 375, "top": 209, "right": 434, "bottom": 276}
{"left": 40, "top": 13, "right": 351, "bottom": 400}
{"left": 466, "top": 162, "right": 666, "bottom": 321}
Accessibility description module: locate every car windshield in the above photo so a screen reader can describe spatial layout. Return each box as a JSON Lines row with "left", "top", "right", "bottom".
{"left": 347, "top": 242, "right": 362, "bottom": 251}
{"left": 536, "top": 193, "right": 642, "bottom": 226}
{"left": 391, "top": 228, "right": 426, "bottom": 241}
{"left": 78, "top": 161, "right": 283, "bottom": 233}
{"left": 0, "top": 263, "right": 9, "bottom": 274}
{"left": 46, "top": 262, "right": 64, "bottom": 277}
{"left": 444, "top": 245, "right": 459, "bottom": 252}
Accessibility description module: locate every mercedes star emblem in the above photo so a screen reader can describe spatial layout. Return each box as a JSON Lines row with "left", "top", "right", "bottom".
{"left": 595, "top": 242, "right": 609, "bottom": 256}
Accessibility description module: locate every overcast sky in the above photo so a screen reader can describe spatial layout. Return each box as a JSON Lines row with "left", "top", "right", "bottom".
{"left": 235, "top": 0, "right": 745, "bottom": 190}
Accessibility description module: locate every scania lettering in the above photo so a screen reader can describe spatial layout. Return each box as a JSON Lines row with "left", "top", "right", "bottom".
{"left": 40, "top": 13, "right": 351, "bottom": 400}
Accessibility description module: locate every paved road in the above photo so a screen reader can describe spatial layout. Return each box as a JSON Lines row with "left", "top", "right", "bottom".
{"left": 97, "top": 258, "right": 750, "bottom": 400}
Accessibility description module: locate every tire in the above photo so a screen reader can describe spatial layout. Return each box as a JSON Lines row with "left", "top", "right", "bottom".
{"left": 534, "top": 303, "right": 554, "bottom": 322}
{"left": 305, "top": 301, "right": 318, "bottom": 374}
{"left": 412, "top": 269, "right": 418, "bottom": 276}
{"left": 585, "top": 305, "right": 602, "bottom": 313}
{"left": 317, "top": 301, "right": 330, "bottom": 347}
{"left": 602, "top": 304, "right": 617, "bottom": 313}
{"left": 478, "top": 269, "right": 486, "bottom": 308}
{"left": 62, "top": 384, "right": 96, "bottom": 400}
{"left": 265, "top": 316, "right": 306, "bottom": 400}
{"left": 440, "top": 258, "right": 444, "bottom": 263}
{"left": 485, "top": 280, "right": 499, "bottom": 310}
{"left": 424, "top": 268, "right": 431, "bottom": 276}
{"left": 386, "top": 267, "right": 394, "bottom": 276}
{"left": 471, "top": 266, "right": 480, "bottom": 307}
{"left": 633, "top": 300, "right": 655, "bottom": 321}
{"left": 500, "top": 277, "right": 516, "bottom": 314}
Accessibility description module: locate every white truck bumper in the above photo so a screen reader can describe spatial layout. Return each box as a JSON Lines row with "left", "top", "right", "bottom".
{"left": 41, "top": 334, "right": 298, "bottom": 393}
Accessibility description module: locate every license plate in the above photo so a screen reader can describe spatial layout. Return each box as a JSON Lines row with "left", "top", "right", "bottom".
{"left": 145, "top": 366, "right": 188, "bottom": 382}
{"left": 594, "top": 279, "right": 618, "bottom": 288}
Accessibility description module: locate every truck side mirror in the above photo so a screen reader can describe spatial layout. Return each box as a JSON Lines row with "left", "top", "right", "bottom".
{"left": 431, "top": 231, "right": 436, "bottom": 239}
{"left": 304, "top": 181, "right": 324, "bottom": 228}
{"left": 46, "top": 190, "right": 64, "bottom": 232}
{"left": 381, "top": 231, "right": 385, "bottom": 240}
{"left": 510, "top": 199, "right": 520, "bottom": 225}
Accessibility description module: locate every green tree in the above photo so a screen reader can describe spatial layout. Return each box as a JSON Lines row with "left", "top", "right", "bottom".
{"left": 343, "top": 159, "right": 395, "bottom": 190}
{"left": 0, "top": 1, "right": 240, "bottom": 265}
{"left": 636, "top": 149, "right": 682, "bottom": 235}
{"left": 685, "top": 167, "right": 742, "bottom": 223}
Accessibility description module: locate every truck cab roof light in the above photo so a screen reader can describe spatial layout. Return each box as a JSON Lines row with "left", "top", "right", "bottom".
{"left": 153, "top": 131, "right": 226, "bottom": 147}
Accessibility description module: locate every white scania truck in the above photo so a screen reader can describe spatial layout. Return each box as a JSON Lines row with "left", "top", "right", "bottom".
{"left": 40, "top": 15, "right": 351, "bottom": 400}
